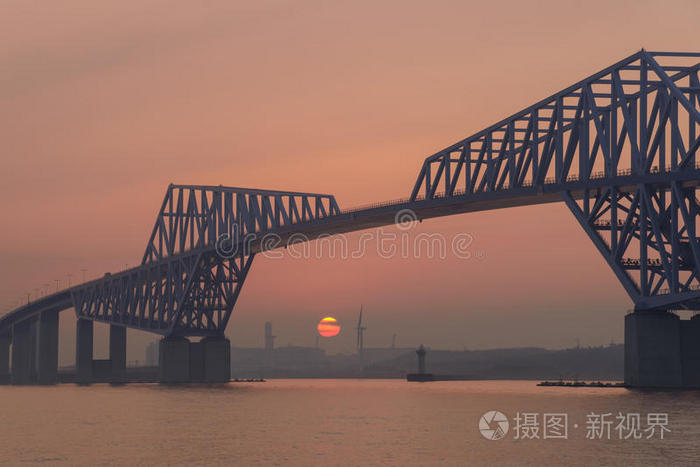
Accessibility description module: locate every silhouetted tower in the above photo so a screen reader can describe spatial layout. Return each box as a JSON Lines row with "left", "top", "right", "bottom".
{"left": 416, "top": 345, "right": 427, "bottom": 374}
{"left": 391, "top": 333, "right": 396, "bottom": 349}
{"left": 356, "top": 306, "right": 366, "bottom": 361}
{"left": 264, "top": 322, "right": 275, "bottom": 354}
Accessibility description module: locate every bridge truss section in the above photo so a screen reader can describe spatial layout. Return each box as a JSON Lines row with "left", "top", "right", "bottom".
{"left": 411, "top": 51, "right": 700, "bottom": 310}
{"left": 72, "top": 185, "right": 340, "bottom": 336}
{"left": 142, "top": 184, "right": 340, "bottom": 263}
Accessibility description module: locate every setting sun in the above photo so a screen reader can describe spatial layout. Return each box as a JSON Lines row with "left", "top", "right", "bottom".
{"left": 317, "top": 317, "right": 341, "bottom": 338}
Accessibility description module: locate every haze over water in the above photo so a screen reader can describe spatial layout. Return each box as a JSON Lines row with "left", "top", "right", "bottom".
{"left": 1, "top": 380, "right": 698, "bottom": 465}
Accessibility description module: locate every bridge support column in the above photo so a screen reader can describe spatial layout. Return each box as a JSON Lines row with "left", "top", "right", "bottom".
{"left": 202, "top": 336, "right": 231, "bottom": 382}
{"left": 680, "top": 315, "right": 700, "bottom": 387}
{"left": 109, "top": 325, "right": 127, "bottom": 383}
{"left": 36, "top": 310, "right": 59, "bottom": 385}
{"left": 11, "top": 319, "right": 37, "bottom": 385}
{"left": 188, "top": 341, "right": 204, "bottom": 382}
{"left": 159, "top": 337, "right": 190, "bottom": 383}
{"left": 76, "top": 319, "right": 93, "bottom": 384}
{"left": 625, "top": 311, "right": 683, "bottom": 387}
{"left": 0, "top": 333, "right": 10, "bottom": 384}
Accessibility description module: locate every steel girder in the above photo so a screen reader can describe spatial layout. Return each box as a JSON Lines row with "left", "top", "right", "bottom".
{"left": 70, "top": 185, "right": 338, "bottom": 336}
{"left": 410, "top": 51, "right": 700, "bottom": 201}
{"left": 70, "top": 249, "right": 254, "bottom": 336}
{"left": 8, "top": 51, "right": 700, "bottom": 336}
{"left": 409, "top": 50, "right": 700, "bottom": 310}
{"left": 563, "top": 183, "right": 700, "bottom": 310}
{"left": 142, "top": 185, "right": 340, "bottom": 264}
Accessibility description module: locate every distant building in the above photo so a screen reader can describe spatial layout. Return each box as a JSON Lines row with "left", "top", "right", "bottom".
{"left": 272, "top": 345, "right": 325, "bottom": 368}
{"left": 229, "top": 343, "right": 416, "bottom": 378}
{"left": 360, "top": 347, "right": 414, "bottom": 365}
{"left": 231, "top": 345, "right": 328, "bottom": 378}
{"left": 145, "top": 341, "right": 158, "bottom": 366}
{"left": 264, "top": 322, "right": 275, "bottom": 365}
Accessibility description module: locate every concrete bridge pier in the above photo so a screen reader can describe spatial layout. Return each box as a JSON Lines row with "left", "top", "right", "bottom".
{"left": 188, "top": 340, "right": 204, "bottom": 382}
{"left": 36, "top": 310, "right": 59, "bottom": 385}
{"left": 159, "top": 336, "right": 231, "bottom": 383}
{"left": 680, "top": 316, "right": 700, "bottom": 387}
{"left": 0, "top": 332, "right": 10, "bottom": 384}
{"left": 11, "top": 319, "right": 37, "bottom": 385}
{"left": 625, "top": 310, "right": 700, "bottom": 388}
{"left": 75, "top": 319, "right": 93, "bottom": 384}
{"left": 202, "top": 336, "right": 231, "bottom": 382}
{"left": 76, "top": 320, "right": 128, "bottom": 384}
{"left": 109, "top": 325, "right": 126, "bottom": 383}
{"left": 159, "top": 336, "right": 190, "bottom": 383}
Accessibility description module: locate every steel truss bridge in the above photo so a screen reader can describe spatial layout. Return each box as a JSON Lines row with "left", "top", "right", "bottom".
{"left": 3, "top": 50, "right": 700, "bottom": 339}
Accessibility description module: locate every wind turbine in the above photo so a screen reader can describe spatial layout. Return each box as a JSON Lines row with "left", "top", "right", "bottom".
{"left": 356, "top": 305, "right": 366, "bottom": 361}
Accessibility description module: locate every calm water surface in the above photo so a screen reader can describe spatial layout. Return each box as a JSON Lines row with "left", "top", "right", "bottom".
{"left": 0, "top": 379, "right": 699, "bottom": 465}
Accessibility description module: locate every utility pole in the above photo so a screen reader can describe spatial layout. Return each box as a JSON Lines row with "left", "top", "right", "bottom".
{"left": 81, "top": 268, "right": 87, "bottom": 282}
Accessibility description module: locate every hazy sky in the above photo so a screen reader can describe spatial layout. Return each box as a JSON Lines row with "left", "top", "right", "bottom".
{"left": 2, "top": 0, "right": 699, "bottom": 362}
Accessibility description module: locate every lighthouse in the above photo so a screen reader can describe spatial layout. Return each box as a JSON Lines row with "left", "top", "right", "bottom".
{"left": 416, "top": 344, "right": 426, "bottom": 374}
{"left": 407, "top": 344, "right": 433, "bottom": 382}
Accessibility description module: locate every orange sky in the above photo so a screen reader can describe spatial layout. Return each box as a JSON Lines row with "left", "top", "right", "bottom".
{"left": 1, "top": 0, "right": 699, "bottom": 361}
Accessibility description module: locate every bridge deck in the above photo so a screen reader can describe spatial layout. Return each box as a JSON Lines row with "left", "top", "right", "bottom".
{"left": 249, "top": 168, "right": 700, "bottom": 253}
